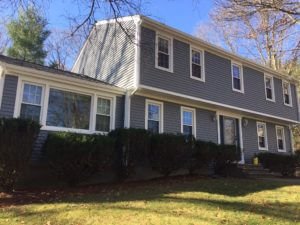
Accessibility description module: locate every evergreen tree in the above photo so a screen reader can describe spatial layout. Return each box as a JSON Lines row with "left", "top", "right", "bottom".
{"left": 7, "top": 7, "right": 50, "bottom": 64}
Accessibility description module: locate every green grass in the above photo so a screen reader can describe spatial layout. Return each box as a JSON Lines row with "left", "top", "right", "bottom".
{"left": 0, "top": 178, "right": 300, "bottom": 225}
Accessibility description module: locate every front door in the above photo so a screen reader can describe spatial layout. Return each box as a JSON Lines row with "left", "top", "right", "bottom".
{"left": 220, "top": 116, "right": 240, "bottom": 147}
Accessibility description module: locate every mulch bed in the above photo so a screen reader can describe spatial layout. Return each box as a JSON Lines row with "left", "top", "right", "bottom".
{"left": 0, "top": 174, "right": 204, "bottom": 208}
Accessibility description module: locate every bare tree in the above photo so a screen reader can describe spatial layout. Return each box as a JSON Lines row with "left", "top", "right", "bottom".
{"left": 196, "top": 0, "right": 300, "bottom": 75}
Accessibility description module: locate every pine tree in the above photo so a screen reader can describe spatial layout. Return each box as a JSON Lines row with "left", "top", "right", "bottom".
{"left": 7, "top": 7, "right": 50, "bottom": 64}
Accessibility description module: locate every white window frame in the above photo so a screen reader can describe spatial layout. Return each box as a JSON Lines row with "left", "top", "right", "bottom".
{"left": 264, "top": 74, "right": 275, "bottom": 102}
{"left": 231, "top": 61, "right": 244, "bottom": 93}
{"left": 180, "top": 106, "right": 196, "bottom": 137}
{"left": 257, "top": 121, "right": 268, "bottom": 151}
{"left": 18, "top": 81, "right": 45, "bottom": 123}
{"left": 155, "top": 33, "right": 173, "bottom": 73}
{"left": 276, "top": 125, "right": 286, "bottom": 152}
{"left": 145, "top": 99, "right": 164, "bottom": 133}
{"left": 0, "top": 71, "right": 5, "bottom": 109}
{"left": 282, "top": 80, "right": 293, "bottom": 107}
{"left": 94, "top": 95, "right": 116, "bottom": 133}
{"left": 190, "top": 46, "right": 205, "bottom": 82}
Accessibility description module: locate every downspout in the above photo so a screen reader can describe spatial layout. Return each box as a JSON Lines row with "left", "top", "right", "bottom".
{"left": 123, "top": 16, "right": 142, "bottom": 128}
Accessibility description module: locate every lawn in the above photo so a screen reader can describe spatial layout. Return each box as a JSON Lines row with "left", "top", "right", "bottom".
{"left": 0, "top": 177, "right": 299, "bottom": 225}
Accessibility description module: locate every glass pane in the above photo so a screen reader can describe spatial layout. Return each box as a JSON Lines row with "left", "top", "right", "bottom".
{"left": 265, "top": 77, "right": 272, "bottom": 89}
{"left": 97, "top": 98, "right": 110, "bottom": 115}
{"left": 283, "top": 82, "right": 289, "bottom": 94}
{"left": 266, "top": 88, "right": 272, "bottom": 99}
{"left": 158, "top": 37, "right": 169, "bottom": 54}
{"left": 20, "top": 104, "right": 41, "bottom": 122}
{"left": 259, "top": 136, "right": 265, "bottom": 148}
{"left": 257, "top": 124, "right": 265, "bottom": 137}
{"left": 46, "top": 89, "right": 91, "bottom": 129}
{"left": 284, "top": 94, "right": 290, "bottom": 104}
{"left": 232, "top": 65, "right": 240, "bottom": 78}
{"left": 224, "top": 118, "right": 236, "bottom": 145}
{"left": 148, "top": 104, "right": 160, "bottom": 121}
{"left": 183, "top": 125, "right": 192, "bottom": 136}
{"left": 277, "top": 128, "right": 283, "bottom": 139}
{"left": 278, "top": 139, "right": 284, "bottom": 150}
{"left": 192, "top": 64, "right": 201, "bottom": 78}
{"left": 192, "top": 50, "right": 201, "bottom": 65}
{"left": 158, "top": 52, "right": 169, "bottom": 69}
{"left": 148, "top": 120, "right": 159, "bottom": 133}
{"left": 183, "top": 111, "right": 192, "bottom": 126}
{"left": 233, "top": 78, "right": 241, "bottom": 90}
{"left": 96, "top": 114, "right": 110, "bottom": 132}
{"left": 22, "top": 84, "right": 42, "bottom": 105}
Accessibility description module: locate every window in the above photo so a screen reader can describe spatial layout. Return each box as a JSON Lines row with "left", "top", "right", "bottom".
{"left": 20, "top": 83, "right": 43, "bottom": 122}
{"left": 276, "top": 126, "right": 286, "bottom": 152}
{"left": 190, "top": 48, "right": 204, "bottom": 81}
{"left": 231, "top": 63, "right": 244, "bottom": 92}
{"left": 282, "top": 81, "right": 292, "bottom": 106}
{"left": 96, "top": 97, "right": 111, "bottom": 132}
{"left": 257, "top": 122, "right": 268, "bottom": 150}
{"left": 181, "top": 107, "right": 196, "bottom": 137}
{"left": 265, "top": 75, "right": 275, "bottom": 101}
{"left": 155, "top": 34, "right": 173, "bottom": 72}
{"left": 46, "top": 89, "right": 91, "bottom": 130}
{"left": 146, "top": 100, "right": 163, "bottom": 133}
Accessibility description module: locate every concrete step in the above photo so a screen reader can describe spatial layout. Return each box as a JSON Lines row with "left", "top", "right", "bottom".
{"left": 238, "top": 164, "right": 281, "bottom": 178}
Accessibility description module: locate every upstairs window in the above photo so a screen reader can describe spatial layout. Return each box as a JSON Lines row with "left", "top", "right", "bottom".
{"left": 231, "top": 62, "right": 244, "bottom": 93}
{"left": 155, "top": 34, "right": 173, "bottom": 72}
{"left": 265, "top": 75, "right": 275, "bottom": 101}
{"left": 96, "top": 97, "right": 112, "bottom": 132}
{"left": 181, "top": 107, "right": 196, "bottom": 137}
{"left": 257, "top": 122, "right": 268, "bottom": 150}
{"left": 283, "top": 81, "right": 292, "bottom": 106}
{"left": 276, "top": 126, "right": 286, "bottom": 152}
{"left": 20, "top": 83, "right": 43, "bottom": 122}
{"left": 146, "top": 100, "right": 163, "bottom": 133}
{"left": 190, "top": 48, "right": 205, "bottom": 81}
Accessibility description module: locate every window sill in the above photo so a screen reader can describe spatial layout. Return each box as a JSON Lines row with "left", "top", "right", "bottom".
{"left": 278, "top": 149, "right": 287, "bottom": 153}
{"left": 155, "top": 65, "right": 173, "bottom": 73}
{"left": 232, "top": 89, "right": 244, "bottom": 94}
{"left": 190, "top": 75, "right": 205, "bottom": 82}
{"left": 266, "top": 98, "right": 276, "bottom": 103}
{"left": 258, "top": 148, "right": 268, "bottom": 151}
{"left": 284, "top": 103, "right": 293, "bottom": 107}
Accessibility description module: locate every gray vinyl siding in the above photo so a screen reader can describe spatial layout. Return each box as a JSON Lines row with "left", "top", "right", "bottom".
{"left": 0, "top": 75, "right": 18, "bottom": 118}
{"left": 72, "top": 21, "right": 136, "bottom": 89}
{"left": 242, "top": 118, "right": 292, "bottom": 163}
{"left": 140, "top": 26, "right": 298, "bottom": 121}
{"left": 115, "top": 96, "right": 125, "bottom": 129}
{"left": 130, "top": 95, "right": 218, "bottom": 143}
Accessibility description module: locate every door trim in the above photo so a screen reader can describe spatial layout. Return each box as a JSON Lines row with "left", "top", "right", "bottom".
{"left": 217, "top": 110, "right": 245, "bottom": 164}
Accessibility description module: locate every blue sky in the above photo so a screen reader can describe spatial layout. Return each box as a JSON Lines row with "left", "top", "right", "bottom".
{"left": 46, "top": 0, "right": 213, "bottom": 35}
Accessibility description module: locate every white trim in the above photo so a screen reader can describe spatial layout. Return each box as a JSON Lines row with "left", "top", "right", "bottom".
{"left": 139, "top": 84, "right": 299, "bottom": 124}
{"left": 180, "top": 106, "right": 196, "bottom": 137}
{"left": 0, "top": 67, "right": 5, "bottom": 109}
{"left": 216, "top": 111, "right": 221, "bottom": 144}
{"left": 95, "top": 15, "right": 141, "bottom": 26}
{"left": 276, "top": 125, "right": 286, "bottom": 152}
{"left": 190, "top": 46, "right": 205, "bottom": 82}
{"left": 124, "top": 91, "right": 131, "bottom": 128}
{"left": 155, "top": 32, "right": 173, "bottom": 73}
{"left": 264, "top": 74, "right": 275, "bottom": 102}
{"left": 134, "top": 18, "right": 142, "bottom": 88}
{"left": 282, "top": 80, "right": 293, "bottom": 107}
{"left": 145, "top": 99, "right": 164, "bottom": 133}
{"left": 289, "top": 125, "right": 295, "bottom": 153}
{"left": 231, "top": 61, "right": 244, "bottom": 93}
{"left": 257, "top": 121, "right": 268, "bottom": 151}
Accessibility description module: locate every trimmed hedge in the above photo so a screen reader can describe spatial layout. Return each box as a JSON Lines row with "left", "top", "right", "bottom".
{"left": 45, "top": 132, "right": 115, "bottom": 186}
{"left": 109, "top": 128, "right": 150, "bottom": 180}
{"left": 257, "top": 152, "right": 298, "bottom": 177}
{"left": 0, "top": 118, "right": 40, "bottom": 192}
{"left": 149, "top": 133, "right": 188, "bottom": 176}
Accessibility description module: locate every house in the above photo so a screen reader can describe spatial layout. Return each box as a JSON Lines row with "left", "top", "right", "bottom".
{"left": 0, "top": 15, "right": 298, "bottom": 163}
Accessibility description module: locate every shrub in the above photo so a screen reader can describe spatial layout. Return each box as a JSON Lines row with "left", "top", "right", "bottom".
{"left": 149, "top": 133, "right": 187, "bottom": 176}
{"left": 109, "top": 128, "right": 150, "bottom": 180}
{"left": 257, "top": 152, "right": 297, "bottom": 177}
{"left": 0, "top": 118, "right": 40, "bottom": 192}
{"left": 45, "top": 132, "right": 114, "bottom": 186}
{"left": 186, "top": 139, "right": 217, "bottom": 174}
{"left": 212, "top": 145, "right": 241, "bottom": 176}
